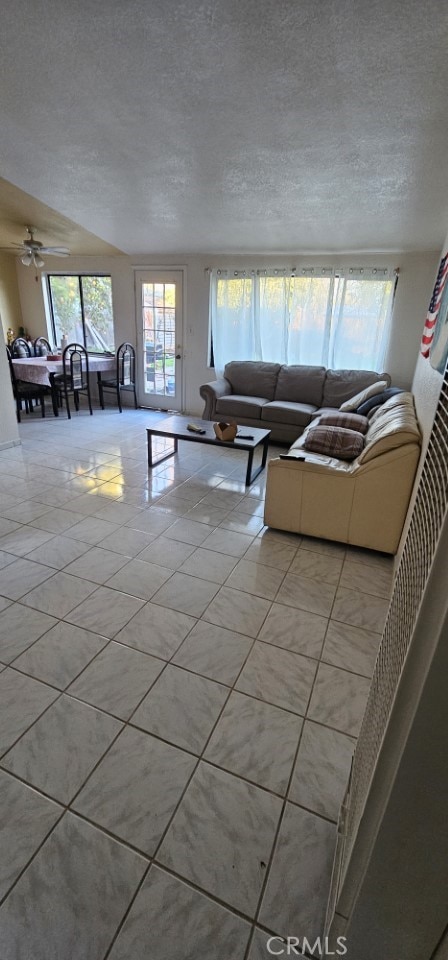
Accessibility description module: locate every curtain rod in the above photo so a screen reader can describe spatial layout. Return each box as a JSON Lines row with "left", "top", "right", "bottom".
{"left": 205, "top": 266, "right": 399, "bottom": 277}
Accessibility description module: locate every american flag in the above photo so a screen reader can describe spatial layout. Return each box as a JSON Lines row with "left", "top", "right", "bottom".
{"left": 421, "top": 253, "right": 448, "bottom": 357}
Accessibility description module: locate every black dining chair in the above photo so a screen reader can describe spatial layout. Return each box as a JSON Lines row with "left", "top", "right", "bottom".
{"left": 52, "top": 343, "right": 93, "bottom": 419}
{"left": 10, "top": 337, "right": 32, "bottom": 358}
{"left": 7, "top": 348, "right": 47, "bottom": 422}
{"left": 97, "top": 342, "right": 138, "bottom": 413}
{"left": 33, "top": 337, "right": 53, "bottom": 357}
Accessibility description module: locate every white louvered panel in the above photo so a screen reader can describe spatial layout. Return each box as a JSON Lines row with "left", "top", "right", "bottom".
{"left": 339, "top": 369, "right": 448, "bottom": 887}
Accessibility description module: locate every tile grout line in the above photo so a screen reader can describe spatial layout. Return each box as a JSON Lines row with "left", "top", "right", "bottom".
{"left": 98, "top": 862, "right": 153, "bottom": 960}
{"left": 0, "top": 800, "right": 66, "bottom": 909}
{"left": 244, "top": 555, "right": 349, "bottom": 956}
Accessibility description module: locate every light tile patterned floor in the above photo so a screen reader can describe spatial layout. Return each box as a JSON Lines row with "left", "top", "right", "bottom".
{"left": 0, "top": 407, "right": 393, "bottom": 959}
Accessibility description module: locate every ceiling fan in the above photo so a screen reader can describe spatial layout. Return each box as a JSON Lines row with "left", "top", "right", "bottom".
{"left": 12, "top": 226, "right": 70, "bottom": 267}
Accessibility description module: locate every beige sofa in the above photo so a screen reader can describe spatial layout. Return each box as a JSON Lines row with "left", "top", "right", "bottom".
{"left": 200, "top": 361, "right": 391, "bottom": 443}
{"left": 264, "top": 393, "right": 421, "bottom": 554}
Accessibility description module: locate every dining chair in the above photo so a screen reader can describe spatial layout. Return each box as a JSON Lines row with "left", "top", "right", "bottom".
{"left": 10, "top": 337, "right": 32, "bottom": 358}
{"left": 7, "top": 348, "right": 47, "bottom": 422}
{"left": 97, "top": 342, "right": 138, "bottom": 413}
{"left": 33, "top": 337, "right": 53, "bottom": 357}
{"left": 52, "top": 343, "right": 93, "bottom": 419}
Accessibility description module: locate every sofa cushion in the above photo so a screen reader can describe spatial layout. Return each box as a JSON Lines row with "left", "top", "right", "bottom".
{"left": 369, "top": 392, "right": 415, "bottom": 423}
{"left": 304, "top": 425, "right": 364, "bottom": 461}
{"left": 340, "top": 380, "right": 388, "bottom": 412}
{"left": 359, "top": 424, "right": 421, "bottom": 462}
{"left": 261, "top": 401, "right": 316, "bottom": 426}
{"left": 216, "top": 395, "right": 268, "bottom": 419}
{"left": 310, "top": 406, "right": 340, "bottom": 420}
{"left": 366, "top": 404, "right": 384, "bottom": 420}
{"left": 275, "top": 365, "right": 326, "bottom": 406}
{"left": 322, "top": 369, "right": 391, "bottom": 408}
{"left": 359, "top": 393, "right": 421, "bottom": 463}
{"left": 357, "top": 387, "right": 404, "bottom": 416}
{"left": 319, "top": 412, "right": 369, "bottom": 434}
{"left": 224, "top": 361, "right": 281, "bottom": 400}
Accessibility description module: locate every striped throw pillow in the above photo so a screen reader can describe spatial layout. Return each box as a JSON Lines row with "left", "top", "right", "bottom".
{"left": 304, "top": 425, "right": 364, "bottom": 461}
{"left": 318, "top": 412, "right": 369, "bottom": 435}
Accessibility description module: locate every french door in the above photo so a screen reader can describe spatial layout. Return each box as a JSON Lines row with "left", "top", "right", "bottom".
{"left": 135, "top": 270, "right": 183, "bottom": 410}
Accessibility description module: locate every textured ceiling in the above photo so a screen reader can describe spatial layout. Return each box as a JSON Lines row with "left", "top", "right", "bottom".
{"left": 1, "top": 0, "right": 447, "bottom": 255}
{"left": 0, "top": 178, "right": 121, "bottom": 255}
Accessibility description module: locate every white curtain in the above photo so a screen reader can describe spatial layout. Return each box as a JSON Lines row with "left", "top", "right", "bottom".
{"left": 328, "top": 277, "right": 394, "bottom": 370}
{"left": 210, "top": 276, "right": 255, "bottom": 370}
{"left": 210, "top": 271, "right": 395, "bottom": 374}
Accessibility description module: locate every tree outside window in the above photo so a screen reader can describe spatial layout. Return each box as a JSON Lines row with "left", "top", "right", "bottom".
{"left": 48, "top": 275, "right": 115, "bottom": 353}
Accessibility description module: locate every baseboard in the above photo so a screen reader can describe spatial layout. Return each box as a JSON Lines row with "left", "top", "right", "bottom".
{"left": 0, "top": 439, "right": 22, "bottom": 451}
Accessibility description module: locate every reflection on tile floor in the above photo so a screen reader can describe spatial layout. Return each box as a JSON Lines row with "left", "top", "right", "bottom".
{"left": 0, "top": 408, "right": 393, "bottom": 958}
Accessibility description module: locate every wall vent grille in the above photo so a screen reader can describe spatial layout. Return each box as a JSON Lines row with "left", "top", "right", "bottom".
{"left": 341, "top": 369, "right": 448, "bottom": 880}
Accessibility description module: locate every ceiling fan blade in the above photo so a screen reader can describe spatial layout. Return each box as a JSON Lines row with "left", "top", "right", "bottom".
{"left": 39, "top": 247, "right": 70, "bottom": 256}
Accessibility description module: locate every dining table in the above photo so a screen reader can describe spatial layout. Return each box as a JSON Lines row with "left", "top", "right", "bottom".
{"left": 12, "top": 355, "right": 116, "bottom": 416}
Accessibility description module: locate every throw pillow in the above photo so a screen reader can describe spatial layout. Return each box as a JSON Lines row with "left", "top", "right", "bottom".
{"left": 303, "top": 425, "right": 364, "bottom": 460}
{"left": 318, "top": 412, "right": 369, "bottom": 435}
{"left": 356, "top": 387, "right": 404, "bottom": 416}
{"left": 339, "top": 380, "right": 388, "bottom": 413}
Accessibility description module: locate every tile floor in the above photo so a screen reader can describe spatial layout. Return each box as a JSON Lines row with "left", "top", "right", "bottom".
{"left": 0, "top": 407, "right": 393, "bottom": 960}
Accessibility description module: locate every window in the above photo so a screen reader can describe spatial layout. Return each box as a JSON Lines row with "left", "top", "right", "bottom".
{"left": 47, "top": 275, "right": 115, "bottom": 353}
{"left": 210, "top": 269, "right": 396, "bottom": 374}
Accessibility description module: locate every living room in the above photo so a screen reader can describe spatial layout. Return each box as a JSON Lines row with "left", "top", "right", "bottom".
{"left": 1, "top": 2, "right": 448, "bottom": 959}
{"left": 0, "top": 246, "right": 441, "bottom": 417}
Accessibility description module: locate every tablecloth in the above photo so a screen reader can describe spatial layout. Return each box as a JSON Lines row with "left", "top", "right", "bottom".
{"left": 12, "top": 356, "right": 116, "bottom": 386}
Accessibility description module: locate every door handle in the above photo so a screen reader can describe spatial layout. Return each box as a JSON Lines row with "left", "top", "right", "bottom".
{"left": 175, "top": 353, "right": 181, "bottom": 359}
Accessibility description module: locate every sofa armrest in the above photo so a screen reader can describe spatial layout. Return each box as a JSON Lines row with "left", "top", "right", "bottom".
{"left": 199, "top": 378, "right": 231, "bottom": 420}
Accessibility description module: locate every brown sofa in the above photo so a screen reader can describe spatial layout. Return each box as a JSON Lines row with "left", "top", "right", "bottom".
{"left": 200, "top": 361, "right": 391, "bottom": 443}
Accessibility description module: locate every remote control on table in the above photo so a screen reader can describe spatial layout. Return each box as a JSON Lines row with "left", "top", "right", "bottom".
{"left": 187, "top": 423, "right": 206, "bottom": 434}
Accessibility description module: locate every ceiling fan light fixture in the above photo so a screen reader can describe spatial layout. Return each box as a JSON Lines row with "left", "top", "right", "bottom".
{"left": 14, "top": 226, "right": 70, "bottom": 264}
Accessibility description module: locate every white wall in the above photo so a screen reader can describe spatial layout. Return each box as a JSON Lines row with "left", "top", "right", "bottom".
{"left": 16, "top": 250, "right": 439, "bottom": 415}
{"left": 0, "top": 253, "right": 23, "bottom": 338}
{"left": 386, "top": 251, "right": 441, "bottom": 387}
{"left": 0, "top": 345, "right": 20, "bottom": 449}
{"left": 411, "top": 230, "right": 448, "bottom": 450}
{"left": 394, "top": 229, "right": 448, "bottom": 556}
{"left": 0, "top": 256, "right": 21, "bottom": 448}
{"left": 410, "top": 228, "right": 448, "bottom": 460}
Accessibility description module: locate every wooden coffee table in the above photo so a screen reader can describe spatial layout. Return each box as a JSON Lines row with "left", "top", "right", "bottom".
{"left": 147, "top": 415, "right": 271, "bottom": 486}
